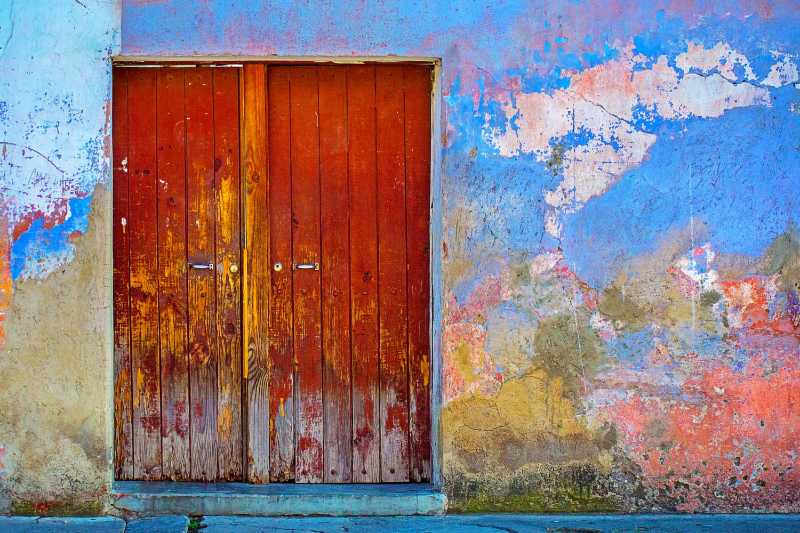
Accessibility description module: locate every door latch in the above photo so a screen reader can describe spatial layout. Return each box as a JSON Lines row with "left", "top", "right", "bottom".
{"left": 294, "top": 262, "right": 320, "bottom": 271}
{"left": 189, "top": 262, "right": 214, "bottom": 270}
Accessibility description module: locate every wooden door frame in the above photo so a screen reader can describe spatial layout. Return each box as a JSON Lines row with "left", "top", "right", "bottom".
{"left": 110, "top": 56, "right": 444, "bottom": 488}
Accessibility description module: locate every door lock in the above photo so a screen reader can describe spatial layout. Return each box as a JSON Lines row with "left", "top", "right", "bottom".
{"left": 273, "top": 262, "right": 283, "bottom": 272}
{"left": 189, "top": 262, "right": 214, "bottom": 270}
{"left": 294, "top": 262, "right": 320, "bottom": 271}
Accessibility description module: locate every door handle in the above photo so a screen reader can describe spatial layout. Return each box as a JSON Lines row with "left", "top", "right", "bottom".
{"left": 294, "top": 262, "right": 320, "bottom": 271}
{"left": 189, "top": 262, "right": 215, "bottom": 270}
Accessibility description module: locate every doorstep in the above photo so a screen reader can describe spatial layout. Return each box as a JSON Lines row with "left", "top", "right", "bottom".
{"left": 111, "top": 481, "right": 446, "bottom": 517}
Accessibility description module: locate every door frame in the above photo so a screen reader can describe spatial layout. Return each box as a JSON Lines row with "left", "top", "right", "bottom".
{"left": 110, "top": 56, "right": 445, "bottom": 488}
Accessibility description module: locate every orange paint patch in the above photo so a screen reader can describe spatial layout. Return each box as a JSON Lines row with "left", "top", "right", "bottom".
{"left": 0, "top": 214, "right": 11, "bottom": 349}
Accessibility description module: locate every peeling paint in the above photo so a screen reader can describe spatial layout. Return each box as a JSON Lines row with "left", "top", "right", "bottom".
{"left": 1, "top": 0, "right": 799, "bottom": 514}
{"left": 0, "top": 0, "right": 118, "bottom": 511}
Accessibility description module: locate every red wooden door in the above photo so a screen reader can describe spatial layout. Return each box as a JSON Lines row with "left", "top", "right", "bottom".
{"left": 115, "top": 63, "right": 431, "bottom": 484}
{"left": 242, "top": 64, "right": 433, "bottom": 483}
{"left": 113, "top": 66, "right": 243, "bottom": 481}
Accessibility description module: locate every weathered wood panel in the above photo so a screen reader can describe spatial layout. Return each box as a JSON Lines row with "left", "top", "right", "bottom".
{"left": 319, "top": 66, "right": 353, "bottom": 483}
{"left": 376, "top": 64, "right": 410, "bottom": 482}
{"left": 403, "top": 66, "right": 432, "bottom": 482}
{"left": 266, "top": 66, "right": 295, "bottom": 482}
{"left": 112, "top": 67, "right": 134, "bottom": 480}
{"left": 347, "top": 65, "right": 381, "bottom": 483}
{"left": 242, "top": 64, "right": 271, "bottom": 482}
{"left": 214, "top": 67, "right": 244, "bottom": 481}
{"left": 156, "top": 68, "right": 191, "bottom": 480}
{"left": 289, "top": 66, "right": 324, "bottom": 483}
{"left": 127, "top": 68, "right": 162, "bottom": 480}
{"left": 115, "top": 63, "right": 432, "bottom": 483}
{"left": 185, "top": 67, "right": 217, "bottom": 481}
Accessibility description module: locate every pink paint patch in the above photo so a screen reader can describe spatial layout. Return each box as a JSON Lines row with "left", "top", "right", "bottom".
{"left": 605, "top": 356, "right": 800, "bottom": 511}
{"left": 447, "top": 275, "right": 503, "bottom": 324}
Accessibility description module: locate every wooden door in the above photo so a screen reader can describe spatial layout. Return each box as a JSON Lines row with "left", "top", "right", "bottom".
{"left": 241, "top": 64, "right": 433, "bottom": 483}
{"left": 113, "top": 66, "right": 243, "bottom": 481}
{"left": 114, "top": 63, "right": 432, "bottom": 484}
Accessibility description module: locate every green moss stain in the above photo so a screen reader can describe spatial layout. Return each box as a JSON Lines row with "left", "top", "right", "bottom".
{"left": 508, "top": 255, "right": 532, "bottom": 288}
{"left": 760, "top": 223, "right": 800, "bottom": 291}
{"left": 699, "top": 290, "right": 722, "bottom": 307}
{"left": 10, "top": 498, "right": 103, "bottom": 516}
{"left": 534, "top": 314, "right": 605, "bottom": 397}
{"left": 450, "top": 488, "right": 618, "bottom": 513}
{"left": 445, "top": 463, "right": 619, "bottom": 514}
{"left": 598, "top": 285, "right": 647, "bottom": 331}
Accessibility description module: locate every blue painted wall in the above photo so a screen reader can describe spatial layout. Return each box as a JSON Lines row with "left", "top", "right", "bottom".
{"left": 2, "top": 0, "right": 800, "bottom": 514}
{"left": 122, "top": 1, "right": 800, "bottom": 512}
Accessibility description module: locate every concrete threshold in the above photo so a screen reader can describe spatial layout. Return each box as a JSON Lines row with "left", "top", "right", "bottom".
{"left": 111, "top": 481, "right": 446, "bottom": 517}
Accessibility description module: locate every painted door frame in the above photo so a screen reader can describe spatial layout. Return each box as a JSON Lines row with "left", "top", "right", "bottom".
{"left": 110, "top": 56, "right": 445, "bottom": 488}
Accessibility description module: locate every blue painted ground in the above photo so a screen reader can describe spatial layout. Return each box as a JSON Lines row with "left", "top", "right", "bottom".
{"left": 4, "top": 514, "right": 800, "bottom": 532}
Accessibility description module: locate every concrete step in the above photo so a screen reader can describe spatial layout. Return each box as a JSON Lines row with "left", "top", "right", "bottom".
{"left": 111, "top": 481, "right": 446, "bottom": 517}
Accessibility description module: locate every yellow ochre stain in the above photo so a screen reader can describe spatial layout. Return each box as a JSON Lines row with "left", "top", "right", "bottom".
{"left": 134, "top": 369, "right": 144, "bottom": 408}
{"left": 421, "top": 354, "right": 430, "bottom": 387}
{"left": 218, "top": 406, "right": 233, "bottom": 435}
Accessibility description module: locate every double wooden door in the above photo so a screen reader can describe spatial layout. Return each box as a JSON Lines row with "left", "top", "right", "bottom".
{"left": 113, "top": 64, "right": 432, "bottom": 484}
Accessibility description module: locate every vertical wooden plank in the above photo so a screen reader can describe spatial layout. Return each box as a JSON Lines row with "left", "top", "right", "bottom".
{"left": 290, "top": 66, "right": 324, "bottom": 483}
{"left": 404, "top": 66, "right": 432, "bottom": 482}
{"left": 347, "top": 65, "right": 381, "bottom": 483}
{"left": 267, "top": 66, "right": 295, "bottom": 481}
{"left": 127, "top": 68, "right": 162, "bottom": 480}
{"left": 112, "top": 67, "right": 134, "bottom": 480}
{"left": 156, "top": 68, "right": 190, "bottom": 480}
{"left": 214, "top": 67, "right": 244, "bottom": 481}
{"left": 376, "top": 65, "right": 410, "bottom": 482}
{"left": 242, "top": 64, "right": 270, "bottom": 482}
{"left": 185, "top": 67, "right": 217, "bottom": 481}
{"left": 319, "top": 66, "right": 352, "bottom": 483}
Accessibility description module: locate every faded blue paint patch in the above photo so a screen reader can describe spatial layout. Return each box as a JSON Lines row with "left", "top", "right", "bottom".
{"left": 1, "top": 0, "right": 117, "bottom": 280}
{"left": 561, "top": 86, "right": 800, "bottom": 288}
{"left": 606, "top": 327, "right": 654, "bottom": 367}
{"left": 10, "top": 195, "right": 92, "bottom": 279}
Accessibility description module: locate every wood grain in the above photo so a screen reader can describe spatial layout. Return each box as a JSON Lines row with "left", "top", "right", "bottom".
{"left": 156, "top": 68, "right": 191, "bottom": 480}
{"left": 242, "top": 64, "right": 271, "bottom": 483}
{"left": 112, "top": 67, "right": 134, "bottom": 480}
{"left": 266, "top": 66, "right": 295, "bottom": 481}
{"left": 116, "top": 63, "right": 433, "bottom": 484}
{"left": 319, "top": 66, "right": 353, "bottom": 483}
{"left": 127, "top": 68, "right": 162, "bottom": 480}
{"left": 347, "top": 65, "right": 381, "bottom": 483}
{"left": 376, "top": 64, "right": 410, "bottom": 482}
{"left": 214, "top": 67, "right": 244, "bottom": 481}
{"left": 185, "top": 67, "right": 217, "bottom": 481}
{"left": 289, "top": 66, "right": 324, "bottom": 483}
{"left": 403, "top": 66, "right": 432, "bottom": 482}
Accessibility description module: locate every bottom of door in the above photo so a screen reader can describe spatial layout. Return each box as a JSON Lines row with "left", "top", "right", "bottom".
{"left": 112, "top": 481, "right": 446, "bottom": 516}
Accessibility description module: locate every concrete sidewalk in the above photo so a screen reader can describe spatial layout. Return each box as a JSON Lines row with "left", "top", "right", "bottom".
{"left": 3, "top": 514, "right": 800, "bottom": 532}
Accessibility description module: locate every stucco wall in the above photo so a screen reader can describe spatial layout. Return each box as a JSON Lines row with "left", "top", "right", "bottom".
{"left": 0, "top": 0, "right": 119, "bottom": 514}
{"left": 1, "top": 0, "right": 799, "bottom": 515}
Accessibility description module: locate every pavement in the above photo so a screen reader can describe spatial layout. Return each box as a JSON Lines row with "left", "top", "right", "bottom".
{"left": 3, "top": 514, "right": 800, "bottom": 532}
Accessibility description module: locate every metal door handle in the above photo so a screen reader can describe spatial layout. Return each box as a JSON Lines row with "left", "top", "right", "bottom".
{"left": 189, "top": 262, "right": 214, "bottom": 270}
{"left": 294, "top": 262, "right": 319, "bottom": 270}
